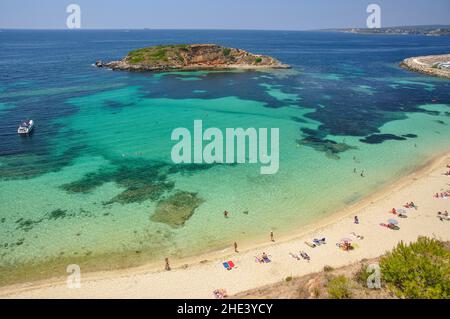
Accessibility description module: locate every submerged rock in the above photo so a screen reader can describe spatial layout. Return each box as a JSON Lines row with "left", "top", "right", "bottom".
{"left": 46, "top": 209, "right": 68, "bottom": 220}
{"left": 104, "top": 182, "right": 175, "bottom": 205}
{"left": 61, "top": 159, "right": 220, "bottom": 205}
{"left": 151, "top": 191, "right": 204, "bottom": 228}
{"left": 297, "top": 137, "right": 357, "bottom": 160}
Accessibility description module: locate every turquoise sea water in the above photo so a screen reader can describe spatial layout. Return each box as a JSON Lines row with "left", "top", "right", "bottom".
{"left": 0, "top": 30, "right": 449, "bottom": 282}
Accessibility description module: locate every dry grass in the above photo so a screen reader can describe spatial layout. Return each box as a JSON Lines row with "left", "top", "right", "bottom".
{"left": 234, "top": 257, "right": 396, "bottom": 299}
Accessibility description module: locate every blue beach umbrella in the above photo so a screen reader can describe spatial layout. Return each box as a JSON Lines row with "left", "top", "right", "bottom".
{"left": 388, "top": 219, "right": 399, "bottom": 225}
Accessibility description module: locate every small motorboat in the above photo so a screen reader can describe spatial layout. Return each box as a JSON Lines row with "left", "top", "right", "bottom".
{"left": 17, "top": 120, "right": 34, "bottom": 134}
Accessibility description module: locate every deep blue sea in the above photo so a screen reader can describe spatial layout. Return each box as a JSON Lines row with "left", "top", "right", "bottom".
{"left": 0, "top": 30, "right": 449, "bottom": 284}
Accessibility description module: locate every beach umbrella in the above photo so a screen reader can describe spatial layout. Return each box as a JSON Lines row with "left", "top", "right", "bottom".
{"left": 388, "top": 219, "right": 399, "bottom": 225}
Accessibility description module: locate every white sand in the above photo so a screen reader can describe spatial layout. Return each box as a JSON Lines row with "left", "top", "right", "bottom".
{"left": 1, "top": 153, "right": 449, "bottom": 299}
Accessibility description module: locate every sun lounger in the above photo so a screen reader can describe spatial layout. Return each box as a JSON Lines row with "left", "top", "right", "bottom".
{"left": 262, "top": 256, "right": 271, "bottom": 263}
{"left": 380, "top": 223, "right": 399, "bottom": 230}
{"left": 289, "top": 253, "right": 301, "bottom": 260}
{"left": 350, "top": 232, "right": 364, "bottom": 240}
{"left": 300, "top": 251, "right": 310, "bottom": 261}
{"left": 315, "top": 238, "right": 326, "bottom": 244}
{"left": 305, "top": 241, "right": 316, "bottom": 248}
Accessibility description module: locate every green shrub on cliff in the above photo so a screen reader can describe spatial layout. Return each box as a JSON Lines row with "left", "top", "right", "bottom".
{"left": 128, "top": 46, "right": 174, "bottom": 64}
{"left": 223, "top": 47, "right": 231, "bottom": 56}
{"left": 327, "top": 275, "right": 352, "bottom": 299}
{"left": 380, "top": 237, "right": 450, "bottom": 299}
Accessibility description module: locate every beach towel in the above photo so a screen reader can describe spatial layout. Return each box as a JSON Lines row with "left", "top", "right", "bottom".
{"left": 313, "top": 238, "right": 326, "bottom": 245}
{"left": 289, "top": 253, "right": 301, "bottom": 260}
{"left": 305, "top": 241, "right": 316, "bottom": 248}
{"left": 222, "top": 261, "right": 235, "bottom": 270}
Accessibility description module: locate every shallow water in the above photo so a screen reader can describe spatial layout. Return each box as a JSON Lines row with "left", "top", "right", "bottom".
{"left": 0, "top": 30, "right": 449, "bottom": 282}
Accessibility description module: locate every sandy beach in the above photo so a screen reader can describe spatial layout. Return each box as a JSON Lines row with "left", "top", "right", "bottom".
{"left": 0, "top": 151, "right": 449, "bottom": 299}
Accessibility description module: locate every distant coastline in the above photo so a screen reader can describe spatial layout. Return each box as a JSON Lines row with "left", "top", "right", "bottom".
{"left": 328, "top": 25, "right": 450, "bottom": 36}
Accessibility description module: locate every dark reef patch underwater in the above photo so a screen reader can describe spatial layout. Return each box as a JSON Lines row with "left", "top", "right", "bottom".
{"left": 360, "top": 133, "right": 418, "bottom": 144}
{"left": 60, "top": 158, "right": 220, "bottom": 207}
{"left": 151, "top": 191, "right": 204, "bottom": 228}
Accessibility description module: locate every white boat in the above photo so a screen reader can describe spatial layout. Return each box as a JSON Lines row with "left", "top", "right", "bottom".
{"left": 17, "top": 120, "right": 34, "bottom": 134}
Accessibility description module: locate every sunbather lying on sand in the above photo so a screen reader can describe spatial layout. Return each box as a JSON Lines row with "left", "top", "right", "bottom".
{"left": 213, "top": 289, "right": 228, "bottom": 299}
{"left": 336, "top": 242, "right": 354, "bottom": 251}
{"left": 313, "top": 238, "right": 327, "bottom": 246}
{"left": 403, "top": 202, "right": 417, "bottom": 209}
{"left": 380, "top": 223, "right": 400, "bottom": 230}
{"left": 289, "top": 253, "right": 301, "bottom": 261}
{"left": 255, "top": 252, "right": 271, "bottom": 263}
{"left": 304, "top": 241, "right": 316, "bottom": 248}
{"left": 437, "top": 211, "right": 450, "bottom": 221}
{"left": 350, "top": 232, "right": 364, "bottom": 240}
{"left": 390, "top": 208, "right": 407, "bottom": 218}
{"left": 300, "top": 251, "right": 311, "bottom": 261}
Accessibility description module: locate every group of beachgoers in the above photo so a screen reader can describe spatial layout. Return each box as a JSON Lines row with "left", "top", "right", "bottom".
{"left": 434, "top": 191, "right": 449, "bottom": 199}
{"left": 289, "top": 251, "right": 311, "bottom": 261}
{"left": 168, "top": 163, "right": 450, "bottom": 299}
{"left": 353, "top": 168, "right": 365, "bottom": 177}
{"left": 437, "top": 211, "right": 449, "bottom": 222}
{"left": 444, "top": 165, "right": 450, "bottom": 176}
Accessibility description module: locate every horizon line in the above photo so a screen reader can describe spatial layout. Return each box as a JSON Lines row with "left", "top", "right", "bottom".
{"left": 1, "top": 24, "right": 449, "bottom": 32}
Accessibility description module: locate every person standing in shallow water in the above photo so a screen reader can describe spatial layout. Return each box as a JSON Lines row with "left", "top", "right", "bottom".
{"left": 234, "top": 242, "right": 238, "bottom": 253}
{"left": 165, "top": 258, "right": 171, "bottom": 271}
{"left": 224, "top": 211, "right": 229, "bottom": 218}
{"left": 270, "top": 231, "right": 275, "bottom": 242}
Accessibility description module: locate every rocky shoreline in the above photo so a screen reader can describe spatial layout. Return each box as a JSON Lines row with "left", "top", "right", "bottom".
{"left": 96, "top": 44, "right": 290, "bottom": 72}
{"left": 400, "top": 54, "right": 450, "bottom": 79}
